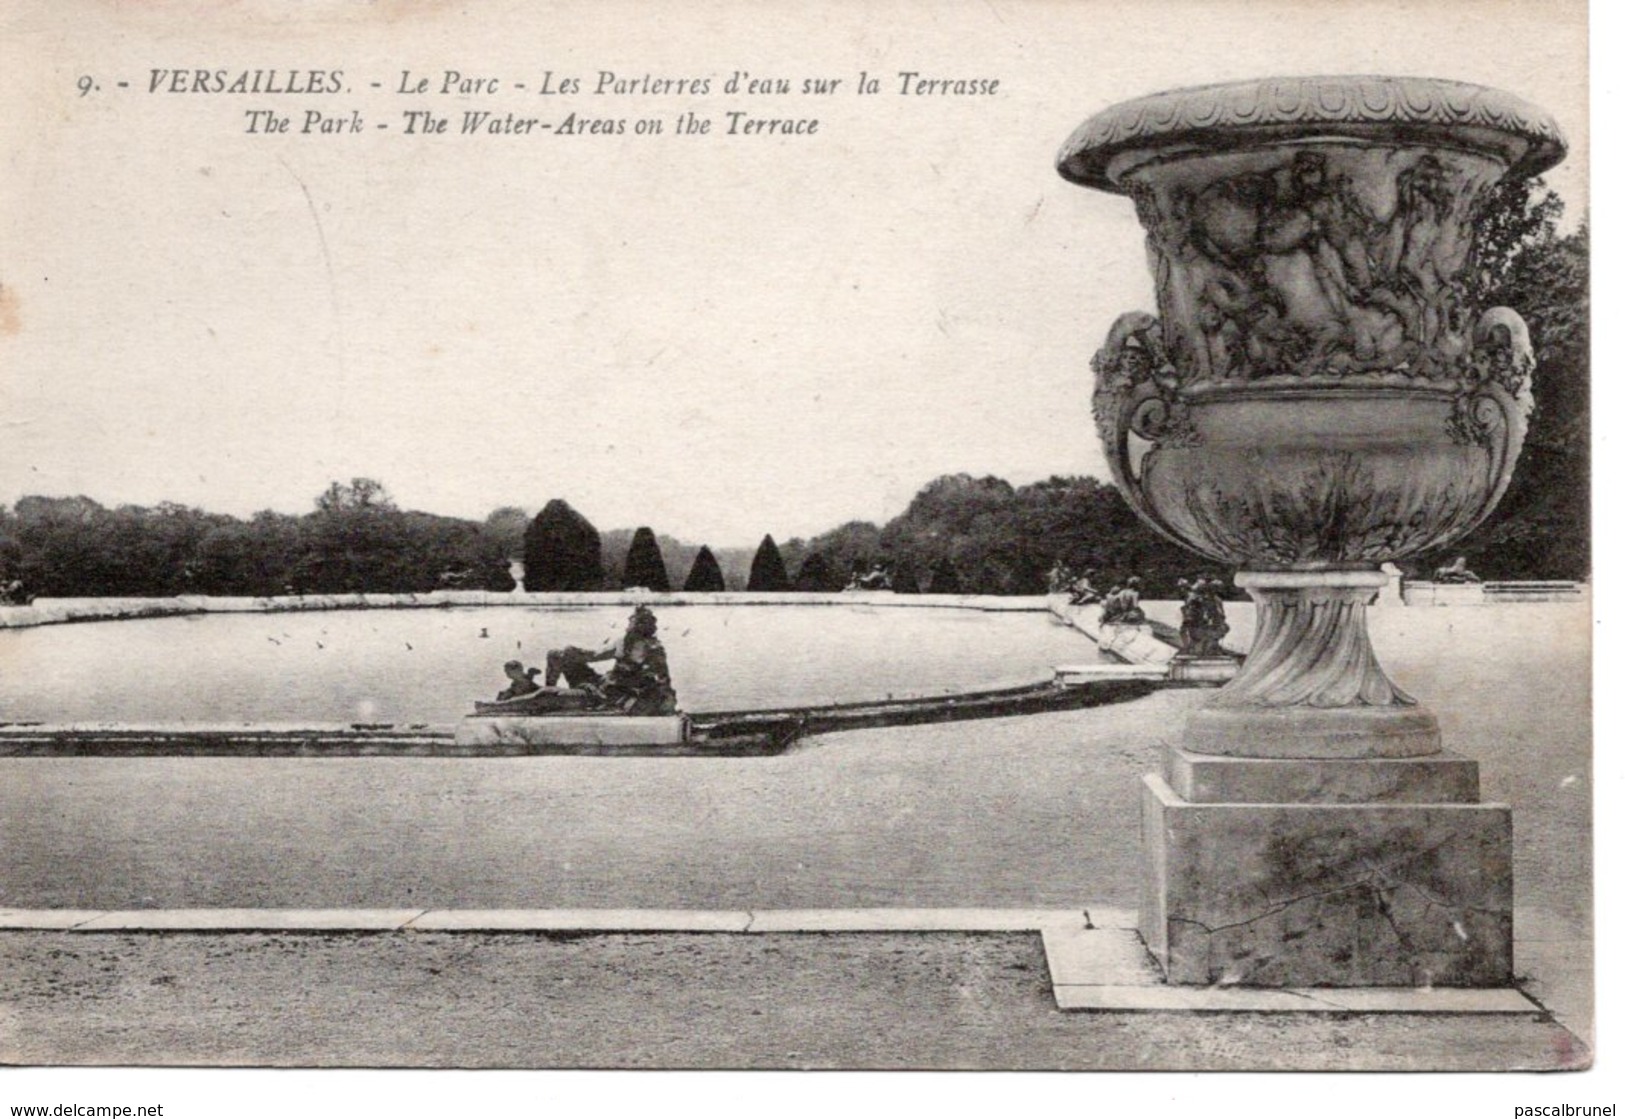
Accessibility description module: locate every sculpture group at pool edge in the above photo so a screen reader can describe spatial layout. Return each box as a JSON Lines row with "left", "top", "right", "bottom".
{"left": 479, "top": 604, "right": 679, "bottom": 718}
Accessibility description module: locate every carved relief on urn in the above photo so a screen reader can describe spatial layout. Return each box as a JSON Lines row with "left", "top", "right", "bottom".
{"left": 1060, "top": 76, "right": 1565, "bottom": 758}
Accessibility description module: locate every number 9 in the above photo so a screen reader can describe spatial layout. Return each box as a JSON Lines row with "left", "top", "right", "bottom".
{"left": 77, "top": 75, "right": 94, "bottom": 96}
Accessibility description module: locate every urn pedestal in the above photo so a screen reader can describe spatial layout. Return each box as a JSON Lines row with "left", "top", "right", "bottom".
{"left": 1057, "top": 76, "right": 1565, "bottom": 987}
{"left": 1141, "top": 746, "right": 1513, "bottom": 987}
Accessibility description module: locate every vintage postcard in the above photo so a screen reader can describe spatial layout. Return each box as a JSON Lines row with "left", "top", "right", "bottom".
{"left": 0, "top": 0, "right": 1597, "bottom": 1110}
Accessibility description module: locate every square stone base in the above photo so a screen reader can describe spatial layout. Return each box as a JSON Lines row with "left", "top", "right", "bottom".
{"left": 455, "top": 715, "right": 689, "bottom": 747}
{"left": 1141, "top": 774, "right": 1512, "bottom": 987}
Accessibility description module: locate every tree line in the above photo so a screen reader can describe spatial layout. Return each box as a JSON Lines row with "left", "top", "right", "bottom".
{"left": 5, "top": 444, "right": 1582, "bottom": 603}
{"left": 0, "top": 475, "right": 1223, "bottom": 600}
{"left": 0, "top": 185, "right": 1586, "bottom": 600}
{"left": 0, "top": 481, "right": 514, "bottom": 599}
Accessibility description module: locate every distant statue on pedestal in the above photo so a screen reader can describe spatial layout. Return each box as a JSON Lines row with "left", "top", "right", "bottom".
{"left": 1177, "top": 580, "right": 1200, "bottom": 650}
{"left": 1433, "top": 555, "right": 1481, "bottom": 584}
{"left": 1177, "top": 577, "right": 1231, "bottom": 657}
{"left": 1047, "top": 559, "right": 1075, "bottom": 594}
{"left": 1067, "top": 568, "right": 1102, "bottom": 605}
{"left": 846, "top": 561, "right": 893, "bottom": 591}
{"left": 1100, "top": 576, "right": 1147, "bottom": 624}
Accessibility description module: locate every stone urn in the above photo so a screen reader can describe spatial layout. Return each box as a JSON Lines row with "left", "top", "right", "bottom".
{"left": 1058, "top": 75, "right": 1566, "bottom": 760}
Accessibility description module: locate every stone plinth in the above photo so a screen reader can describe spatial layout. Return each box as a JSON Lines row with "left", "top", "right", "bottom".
{"left": 1167, "top": 655, "right": 1238, "bottom": 685}
{"left": 1164, "top": 746, "right": 1480, "bottom": 805}
{"left": 1141, "top": 773, "right": 1513, "bottom": 987}
{"left": 455, "top": 715, "right": 689, "bottom": 748}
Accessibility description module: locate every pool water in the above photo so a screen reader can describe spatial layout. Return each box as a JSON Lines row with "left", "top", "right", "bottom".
{"left": 0, "top": 604, "right": 1102, "bottom": 726}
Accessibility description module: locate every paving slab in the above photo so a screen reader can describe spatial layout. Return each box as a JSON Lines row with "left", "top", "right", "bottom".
{"left": 1054, "top": 984, "right": 1330, "bottom": 1012}
{"left": 1067, "top": 906, "right": 1138, "bottom": 930}
{"left": 73, "top": 908, "right": 425, "bottom": 931}
{"left": 0, "top": 909, "right": 109, "bottom": 929}
{"left": 1041, "top": 927, "right": 1164, "bottom": 986}
{"left": 1054, "top": 983, "right": 1541, "bottom": 1013}
{"left": 1297, "top": 988, "right": 1541, "bottom": 1013}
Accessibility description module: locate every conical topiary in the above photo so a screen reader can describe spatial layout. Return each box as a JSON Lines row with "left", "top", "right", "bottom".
{"left": 746, "top": 534, "right": 790, "bottom": 592}
{"left": 522, "top": 499, "right": 604, "bottom": 591}
{"left": 684, "top": 545, "right": 726, "bottom": 592}
{"left": 622, "top": 526, "right": 671, "bottom": 591}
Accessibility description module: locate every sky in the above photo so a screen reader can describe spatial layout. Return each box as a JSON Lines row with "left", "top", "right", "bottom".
{"left": 0, "top": 0, "right": 1589, "bottom": 547}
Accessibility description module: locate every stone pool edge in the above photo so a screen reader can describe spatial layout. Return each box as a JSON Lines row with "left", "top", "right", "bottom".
{"left": 0, "top": 590, "right": 1049, "bottom": 629}
{"left": 0, "top": 676, "right": 1159, "bottom": 757}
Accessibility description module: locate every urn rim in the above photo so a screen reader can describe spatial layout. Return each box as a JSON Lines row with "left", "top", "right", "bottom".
{"left": 1057, "top": 74, "right": 1566, "bottom": 192}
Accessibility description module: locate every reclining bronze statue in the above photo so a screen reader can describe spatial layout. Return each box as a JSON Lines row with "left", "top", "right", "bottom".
{"left": 475, "top": 605, "right": 679, "bottom": 717}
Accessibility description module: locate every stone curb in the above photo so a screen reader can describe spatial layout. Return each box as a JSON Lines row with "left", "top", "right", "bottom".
{"left": 70, "top": 908, "right": 429, "bottom": 931}
{"left": 1040, "top": 925, "right": 1543, "bottom": 1014}
{"left": 0, "top": 906, "right": 1129, "bottom": 934}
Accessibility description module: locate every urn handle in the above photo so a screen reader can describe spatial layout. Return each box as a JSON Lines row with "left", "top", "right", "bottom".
{"left": 1444, "top": 306, "right": 1536, "bottom": 538}
{"left": 1090, "top": 312, "right": 1194, "bottom": 547}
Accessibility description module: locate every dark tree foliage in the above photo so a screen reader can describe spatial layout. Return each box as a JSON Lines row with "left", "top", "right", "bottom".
{"left": 1418, "top": 186, "right": 1588, "bottom": 580}
{"left": 927, "top": 558, "right": 962, "bottom": 595}
{"left": 1464, "top": 176, "right": 1564, "bottom": 306}
{"left": 621, "top": 526, "right": 671, "bottom": 591}
{"left": 315, "top": 477, "right": 395, "bottom": 513}
{"left": 784, "top": 521, "right": 881, "bottom": 587}
{"left": 890, "top": 560, "right": 921, "bottom": 595}
{"left": 521, "top": 499, "right": 605, "bottom": 591}
{"left": 792, "top": 472, "right": 1198, "bottom": 597}
{"left": 0, "top": 484, "right": 513, "bottom": 597}
{"left": 683, "top": 545, "right": 726, "bottom": 592}
{"left": 482, "top": 506, "right": 530, "bottom": 559}
{"left": 791, "top": 551, "right": 837, "bottom": 592}
{"left": 291, "top": 480, "right": 511, "bottom": 593}
{"left": 291, "top": 477, "right": 510, "bottom": 595}
{"left": 3, "top": 496, "right": 218, "bottom": 597}
{"left": 746, "top": 534, "right": 790, "bottom": 592}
